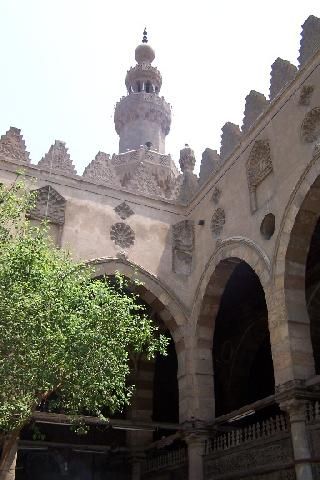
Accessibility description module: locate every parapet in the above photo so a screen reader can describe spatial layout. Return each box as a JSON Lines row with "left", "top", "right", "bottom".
{"left": 298, "top": 15, "right": 320, "bottom": 68}
{"left": 0, "top": 127, "right": 30, "bottom": 163}
{"left": 199, "top": 148, "right": 220, "bottom": 185}
{"left": 83, "top": 152, "right": 120, "bottom": 187}
{"left": 220, "top": 123, "right": 242, "bottom": 161}
{"left": 38, "top": 140, "right": 77, "bottom": 176}
{"left": 242, "top": 91, "right": 269, "bottom": 134}
{"left": 269, "top": 58, "right": 297, "bottom": 101}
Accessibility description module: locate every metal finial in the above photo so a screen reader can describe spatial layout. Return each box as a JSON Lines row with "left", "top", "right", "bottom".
{"left": 142, "top": 27, "right": 148, "bottom": 43}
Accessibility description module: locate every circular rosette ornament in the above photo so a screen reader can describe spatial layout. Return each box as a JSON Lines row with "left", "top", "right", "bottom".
{"left": 110, "top": 222, "right": 135, "bottom": 248}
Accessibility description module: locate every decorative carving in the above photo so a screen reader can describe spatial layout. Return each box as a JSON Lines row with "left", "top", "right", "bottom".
{"left": 126, "top": 162, "right": 163, "bottom": 198}
{"left": 29, "top": 186, "right": 66, "bottom": 225}
{"left": 299, "top": 85, "right": 314, "bottom": 106}
{"left": 110, "top": 222, "right": 135, "bottom": 249}
{"left": 205, "top": 440, "right": 293, "bottom": 479}
{"left": 179, "top": 145, "right": 195, "bottom": 173}
{"left": 301, "top": 107, "right": 320, "bottom": 143}
{"left": 38, "top": 140, "right": 77, "bottom": 175}
{"left": 83, "top": 151, "right": 120, "bottom": 187}
{"left": 247, "top": 140, "right": 273, "bottom": 212}
{"left": 0, "top": 127, "right": 30, "bottom": 163}
{"left": 314, "top": 142, "right": 320, "bottom": 158}
{"left": 174, "top": 145, "right": 199, "bottom": 203}
{"left": 172, "top": 220, "right": 194, "bottom": 275}
{"left": 114, "top": 202, "right": 134, "bottom": 220}
{"left": 211, "top": 187, "right": 221, "bottom": 204}
{"left": 125, "top": 64, "right": 162, "bottom": 92}
{"left": 211, "top": 208, "right": 226, "bottom": 237}
{"left": 114, "top": 93, "right": 171, "bottom": 135}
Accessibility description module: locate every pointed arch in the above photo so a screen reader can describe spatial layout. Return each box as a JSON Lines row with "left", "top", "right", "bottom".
{"left": 88, "top": 256, "right": 189, "bottom": 423}
{"left": 272, "top": 148, "right": 320, "bottom": 384}
{"left": 190, "top": 238, "right": 271, "bottom": 422}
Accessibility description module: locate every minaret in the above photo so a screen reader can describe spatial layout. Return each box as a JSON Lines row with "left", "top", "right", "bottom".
{"left": 114, "top": 29, "right": 171, "bottom": 154}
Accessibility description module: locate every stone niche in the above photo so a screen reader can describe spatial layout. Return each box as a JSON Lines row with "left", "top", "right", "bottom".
{"left": 172, "top": 220, "right": 194, "bottom": 275}
{"left": 29, "top": 185, "right": 66, "bottom": 246}
{"left": 246, "top": 140, "right": 274, "bottom": 213}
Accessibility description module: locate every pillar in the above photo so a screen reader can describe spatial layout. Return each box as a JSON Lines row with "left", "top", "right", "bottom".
{"left": 281, "top": 399, "right": 313, "bottom": 480}
{"left": 185, "top": 433, "right": 207, "bottom": 480}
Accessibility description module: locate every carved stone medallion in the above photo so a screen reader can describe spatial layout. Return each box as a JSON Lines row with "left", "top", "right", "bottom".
{"left": 172, "top": 220, "right": 194, "bottom": 275}
{"left": 114, "top": 202, "right": 134, "bottom": 220}
{"left": 211, "top": 187, "right": 221, "bottom": 204}
{"left": 299, "top": 85, "right": 314, "bottom": 106}
{"left": 211, "top": 208, "right": 225, "bottom": 237}
{"left": 301, "top": 107, "right": 320, "bottom": 143}
{"left": 29, "top": 185, "right": 66, "bottom": 225}
{"left": 246, "top": 139, "right": 273, "bottom": 212}
{"left": 110, "top": 222, "right": 135, "bottom": 248}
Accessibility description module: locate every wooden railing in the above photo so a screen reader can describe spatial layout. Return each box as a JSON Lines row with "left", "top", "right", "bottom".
{"left": 205, "top": 413, "right": 288, "bottom": 455}
{"left": 306, "top": 400, "right": 320, "bottom": 423}
{"left": 142, "top": 447, "right": 187, "bottom": 474}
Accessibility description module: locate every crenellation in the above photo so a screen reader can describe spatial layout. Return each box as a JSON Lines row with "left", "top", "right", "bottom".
{"left": 269, "top": 58, "right": 297, "bottom": 101}
{"left": 83, "top": 151, "right": 120, "bottom": 187}
{"left": 125, "top": 161, "right": 164, "bottom": 198}
{"left": 298, "top": 15, "right": 320, "bottom": 68}
{"left": 0, "top": 126, "right": 30, "bottom": 163}
{"left": 177, "top": 145, "right": 199, "bottom": 204}
{"left": 37, "top": 140, "right": 77, "bottom": 176}
{"left": 242, "top": 90, "right": 269, "bottom": 134}
{"left": 199, "top": 149, "right": 220, "bottom": 185}
{"left": 220, "top": 122, "right": 242, "bottom": 161}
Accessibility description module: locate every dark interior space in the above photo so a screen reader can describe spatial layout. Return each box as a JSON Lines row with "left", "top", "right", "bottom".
{"left": 306, "top": 216, "right": 320, "bottom": 373}
{"left": 213, "top": 261, "right": 275, "bottom": 417}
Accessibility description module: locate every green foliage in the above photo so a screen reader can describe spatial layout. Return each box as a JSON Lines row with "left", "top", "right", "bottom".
{"left": 0, "top": 179, "right": 167, "bottom": 433}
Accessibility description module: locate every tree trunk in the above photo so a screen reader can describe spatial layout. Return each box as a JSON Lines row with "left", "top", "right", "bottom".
{"left": 0, "top": 431, "right": 19, "bottom": 480}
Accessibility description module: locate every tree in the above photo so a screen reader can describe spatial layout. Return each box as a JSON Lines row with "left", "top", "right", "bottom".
{"left": 0, "top": 179, "right": 167, "bottom": 479}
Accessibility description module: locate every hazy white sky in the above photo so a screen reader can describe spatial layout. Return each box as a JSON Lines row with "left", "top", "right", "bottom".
{"left": 0, "top": 0, "right": 320, "bottom": 173}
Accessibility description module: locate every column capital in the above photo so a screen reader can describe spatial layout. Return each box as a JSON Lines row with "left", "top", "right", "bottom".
{"left": 280, "top": 398, "right": 307, "bottom": 423}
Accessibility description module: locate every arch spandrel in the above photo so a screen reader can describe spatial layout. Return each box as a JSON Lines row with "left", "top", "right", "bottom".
{"left": 89, "top": 256, "right": 188, "bottom": 340}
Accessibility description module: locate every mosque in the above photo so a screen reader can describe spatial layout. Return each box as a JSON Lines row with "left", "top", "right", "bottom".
{"left": 1, "top": 15, "right": 320, "bottom": 480}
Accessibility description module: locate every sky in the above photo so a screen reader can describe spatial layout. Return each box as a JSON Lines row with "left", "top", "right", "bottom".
{"left": 0, "top": 0, "right": 320, "bottom": 174}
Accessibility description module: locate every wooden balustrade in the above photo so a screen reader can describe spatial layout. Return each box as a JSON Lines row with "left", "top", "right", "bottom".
{"left": 142, "top": 447, "right": 187, "bottom": 473}
{"left": 205, "top": 413, "right": 288, "bottom": 455}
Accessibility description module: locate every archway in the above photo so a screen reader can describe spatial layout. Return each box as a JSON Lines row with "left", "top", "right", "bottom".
{"left": 272, "top": 148, "right": 320, "bottom": 384}
{"left": 284, "top": 174, "right": 320, "bottom": 378}
{"left": 193, "top": 240, "right": 271, "bottom": 422}
{"left": 212, "top": 260, "right": 274, "bottom": 416}
{"left": 17, "top": 258, "right": 184, "bottom": 479}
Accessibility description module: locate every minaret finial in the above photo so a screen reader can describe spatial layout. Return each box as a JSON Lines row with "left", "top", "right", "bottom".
{"left": 142, "top": 27, "right": 148, "bottom": 44}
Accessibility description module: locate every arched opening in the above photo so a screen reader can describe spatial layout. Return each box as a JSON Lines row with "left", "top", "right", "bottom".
{"left": 307, "top": 216, "right": 320, "bottom": 373}
{"left": 284, "top": 174, "right": 320, "bottom": 380}
{"left": 213, "top": 261, "right": 275, "bottom": 417}
{"left": 17, "top": 270, "right": 181, "bottom": 479}
{"left": 145, "top": 81, "right": 151, "bottom": 93}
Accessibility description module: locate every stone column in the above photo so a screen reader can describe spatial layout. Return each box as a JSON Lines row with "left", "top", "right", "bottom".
{"left": 185, "top": 433, "right": 207, "bottom": 480}
{"left": 281, "top": 399, "right": 313, "bottom": 480}
{"left": 129, "top": 450, "right": 145, "bottom": 480}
